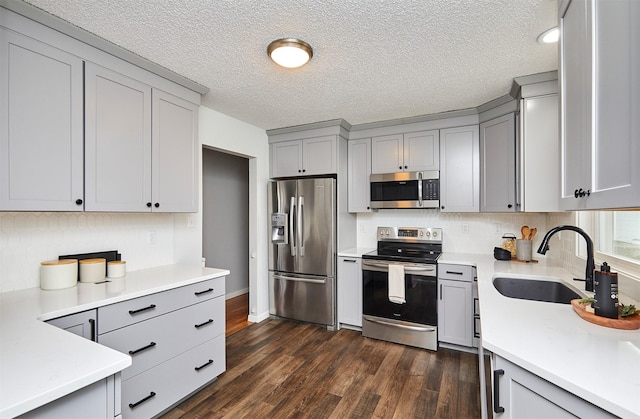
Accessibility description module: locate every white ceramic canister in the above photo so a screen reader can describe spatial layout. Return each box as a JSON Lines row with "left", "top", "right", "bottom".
{"left": 79, "top": 258, "right": 106, "bottom": 283}
{"left": 107, "top": 260, "right": 126, "bottom": 278}
{"left": 40, "top": 259, "right": 78, "bottom": 290}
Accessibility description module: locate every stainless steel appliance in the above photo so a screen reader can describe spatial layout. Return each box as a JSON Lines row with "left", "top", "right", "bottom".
{"left": 268, "top": 177, "right": 336, "bottom": 328}
{"left": 369, "top": 171, "right": 439, "bottom": 209}
{"left": 362, "top": 227, "right": 442, "bottom": 350}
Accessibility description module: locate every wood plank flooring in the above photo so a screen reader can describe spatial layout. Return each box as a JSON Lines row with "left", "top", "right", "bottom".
{"left": 163, "top": 318, "right": 482, "bottom": 419}
{"left": 225, "top": 293, "right": 252, "bottom": 337}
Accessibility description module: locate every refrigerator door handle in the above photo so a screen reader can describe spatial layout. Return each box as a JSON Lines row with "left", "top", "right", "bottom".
{"left": 298, "top": 196, "right": 304, "bottom": 256}
{"left": 289, "top": 197, "right": 296, "bottom": 257}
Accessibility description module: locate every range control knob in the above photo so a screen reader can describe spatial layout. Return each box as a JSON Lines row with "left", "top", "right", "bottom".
{"left": 432, "top": 231, "right": 438, "bottom": 238}
{"left": 424, "top": 231, "right": 431, "bottom": 238}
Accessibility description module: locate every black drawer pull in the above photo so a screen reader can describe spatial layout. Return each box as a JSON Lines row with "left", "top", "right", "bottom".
{"left": 128, "top": 304, "right": 156, "bottom": 315}
{"left": 129, "top": 341, "right": 156, "bottom": 355}
{"left": 195, "top": 319, "right": 214, "bottom": 329}
{"left": 129, "top": 391, "right": 156, "bottom": 409}
{"left": 195, "top": 288, "right": 214, "bottom": 296}
{"left": 493, "top": 369, "right": 505, "bottom": 413}
{"left": 195, "top": 359, "right": 214, "bottom": 371}
{"left": 446, "top": 271, "right": 463, "bottom": 275}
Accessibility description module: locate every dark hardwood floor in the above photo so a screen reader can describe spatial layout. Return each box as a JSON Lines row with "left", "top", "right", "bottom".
{"left": 163, "top": 312, "right": 483, "bottom": 419}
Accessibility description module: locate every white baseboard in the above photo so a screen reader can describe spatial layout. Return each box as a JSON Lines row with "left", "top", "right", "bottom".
{"left": 248, "top": 311, "right": 270, "bottom": 323}
{"left": 225, "top": 287, "right": 249, "bottom": 300}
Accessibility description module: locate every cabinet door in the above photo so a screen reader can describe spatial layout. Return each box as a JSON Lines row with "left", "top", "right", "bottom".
{"left": 47, "top": 309, "right": 97, "bottom": 341}
{"left": 371, "top": 134, "right": 403, "bottom": 174}
{"left": 151, "top": 89, "right": 198, "bottom": 212}
{"left": 302, "top": 135, "right": 337, "bottom": 176}
{"left": 403, "top": 130, "right": 439, "bottom": 171}
{"left": 588, "top": 0, "right": 640, "bottom": 209}
{"left": 480, "top": 114, "right": 516, "bottom": 213}
{"left": 0, "top": 29, "right": 84, "bottom": 211}
{"left": 560, "top": 0, "right": 591, "bottom": 209}
{"left": 439, "top": 125, "right": 480, "bottom": 212}
{"left": 437, "top": 278, "right": 472, "bottom": 347}
{"left": 348, "top": 139, "right": 372, "bottom": 212}
{"left": 492, "top": 355, "right": 615, "bottom": 418}
{"left": 85, "top": 63, "right": 152, "bottom": 212}
{"left": 271, "top": 140, "right": 302, "bottom": 178}
{"left": 337, "top": 256, "right": 362, "bottom": 327}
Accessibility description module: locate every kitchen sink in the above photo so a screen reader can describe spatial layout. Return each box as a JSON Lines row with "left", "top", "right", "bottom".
{"left": 493, "top": 276, "right": 583, "bottom": 304}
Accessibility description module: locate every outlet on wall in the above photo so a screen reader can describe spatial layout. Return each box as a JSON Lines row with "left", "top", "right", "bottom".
{"left": 148, "top": 230, "right": 157, "bottom": 245}
{"left": 462, "top": 223, "right": 469, "bottom": 234}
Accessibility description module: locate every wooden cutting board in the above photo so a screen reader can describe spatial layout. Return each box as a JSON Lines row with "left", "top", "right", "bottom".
{"left": 571, "top": 299, "right": 640, "bottom": 330}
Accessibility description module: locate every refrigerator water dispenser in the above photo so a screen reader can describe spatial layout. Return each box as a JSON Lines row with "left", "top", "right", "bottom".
{"left": 271, "top": 213, "right": 288, "bottom": 244}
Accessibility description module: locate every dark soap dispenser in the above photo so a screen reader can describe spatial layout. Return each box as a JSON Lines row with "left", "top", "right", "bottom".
{"left": 593, "top": 262, "right": 619, "bottom": 319}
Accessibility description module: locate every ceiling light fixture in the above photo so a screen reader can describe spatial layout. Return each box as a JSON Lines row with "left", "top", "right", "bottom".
{"left": 537, "top": 27, "right": 560, "bottom": 44}
{"left": 267, "top": 38, "right": 313, "bottom": 68}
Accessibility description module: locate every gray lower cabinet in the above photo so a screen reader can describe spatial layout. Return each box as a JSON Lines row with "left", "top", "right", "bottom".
{"left": 97, "top": 277, "right": 226, "bottom": 419}
{"left": 492, "top": 354, "right": 615, "bottom": 418}
{"left": 17, "top": 375, "right": 121, "bottom": 419}
{"left": 438, "top": 264, "right": 474, "bottom": 348}
{"left": 337, "top": 256, "right": 362, "bottom": 328}
{"left": 46, "top": 309, "right": 97, "bottom": 341}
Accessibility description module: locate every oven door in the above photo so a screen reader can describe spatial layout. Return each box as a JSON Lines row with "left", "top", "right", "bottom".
{"left": 362, "top": 260, "right": 437, "bottom": 325}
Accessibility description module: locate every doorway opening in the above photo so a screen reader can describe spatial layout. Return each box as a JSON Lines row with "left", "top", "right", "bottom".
{"left": 202, "top": 147, "right": 251, "bottom": 335}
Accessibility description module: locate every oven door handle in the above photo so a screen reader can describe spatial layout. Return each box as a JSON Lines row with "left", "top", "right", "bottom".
{"left": 364, "top": 316, "right": 436, "bottom": 332}
{"left": 272, "top": 273, "right": 326, "bottom": 284}
{"left": 362, "top": 261, "right": 436, "bottom": 273}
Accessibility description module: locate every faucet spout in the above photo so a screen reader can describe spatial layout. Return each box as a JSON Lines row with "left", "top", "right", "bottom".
{"left": 537, "top": 225, "right": 595, "bottom": 292}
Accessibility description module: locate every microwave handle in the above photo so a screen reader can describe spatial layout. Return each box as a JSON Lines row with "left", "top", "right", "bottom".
{"left": 418, "top": 172, "right": 423, "bottom": 207}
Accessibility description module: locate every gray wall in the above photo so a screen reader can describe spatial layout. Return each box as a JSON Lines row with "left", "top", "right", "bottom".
{"left": 202, "top": 148, "right": 249, "bottom": 297}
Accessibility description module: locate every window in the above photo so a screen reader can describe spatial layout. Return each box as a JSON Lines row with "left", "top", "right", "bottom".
{"left": 578, "top": 211, "right": 640, "bottom": 276}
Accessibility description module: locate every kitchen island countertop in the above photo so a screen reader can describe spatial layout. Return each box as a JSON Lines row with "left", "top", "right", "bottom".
{"left": 439, "top": 252, "right": 640, "bottom": 418}
{"left": 0, "top": 264, "right": 230, "bottom": 419}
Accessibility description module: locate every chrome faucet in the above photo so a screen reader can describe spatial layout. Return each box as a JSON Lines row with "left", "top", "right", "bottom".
{"left": 537, "top": 225, "right": 595, "bottom": 292}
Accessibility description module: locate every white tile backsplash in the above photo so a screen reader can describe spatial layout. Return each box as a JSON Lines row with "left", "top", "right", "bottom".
{"left": 356, "top": 209, "right": 549, "bottom": 255}
{"left": 0, "top": 212, "right": 175, "bottom": 292}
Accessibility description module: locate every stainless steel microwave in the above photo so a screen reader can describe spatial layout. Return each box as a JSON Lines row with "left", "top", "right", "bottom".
{"left": 370, "top": 171, "right": 439, "bottom": 209}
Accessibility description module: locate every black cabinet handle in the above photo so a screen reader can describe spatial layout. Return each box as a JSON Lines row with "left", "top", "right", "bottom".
{"left": 195, "top": 288, "right": 214, "bottom": 296}
{"left": 195, "top": 319, "right": 214, "bottom": 329}
{"left": 493, "top": 369, "right": 505, "bottom": 413}
{"left": 129, "top": 304, "right": 156, "bottom": 315}
{"left": 342, "top": 259, "right": 357, "bottom": 263}
{"left": 446, "top": 270, "right": 463, "bottom": 275}
{"left": 154, "top": 202, "right": 159, "bottom": 208}
{"left": 302, "top": 169, "right": 306, "bottom": 173}
{"left": 574, "top": 188, "right": 592, "bottom": 198}
{"left": 404, "top": 165, "right": 408, "bottom": 169}
{"left": 75, "top": 199, "right": 83, "bottom": 205}
{"left": 146, "top": 202, "right": 152, "bottom": 207}
{"left": 298, "top": 169, "right": 302, "bottom": 173}
{"left": 129, "top": 391, "right": 156, "bottom": 409}
{"left": 439, "top": 284, "right": 443, "bottom": 300}
{"left": 89, "top": 318, "right": 96, "bottom": 342}
{"left": 441, "top": 206, "right": 445, "bottom": 210}
{"left": 195, "top": 359, "right": 214, "bottom": 371}
{"left": 507, "top": 204, "right": 513, "bottom": 208}
{"left": 399, "top": 166, "right": 402, "bottom": 170}
{"left": 129, "top": 341, "right": 156, "bottom": 355}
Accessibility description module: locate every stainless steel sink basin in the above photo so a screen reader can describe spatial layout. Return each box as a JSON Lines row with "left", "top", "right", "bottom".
{"left": 493, "top": 277, "right": 582, "bottom": 304}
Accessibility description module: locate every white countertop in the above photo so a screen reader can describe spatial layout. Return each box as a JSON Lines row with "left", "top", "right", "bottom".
{"left": 0, "top": 264, "right": 230, "bottom": 419}
{"left": 440, "top": 253, "right": 640, "bottom": 419}
{"left": 338, "top": 247, "right": 375, "bottom": 258}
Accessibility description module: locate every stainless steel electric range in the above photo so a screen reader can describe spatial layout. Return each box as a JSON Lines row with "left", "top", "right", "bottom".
{"left": 361, "top": 226, "right": 442, "bottom": 351}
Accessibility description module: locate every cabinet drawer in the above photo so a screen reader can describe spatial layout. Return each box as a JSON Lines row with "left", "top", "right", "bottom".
{"left": 121, "top": 335, "right": 225, "bottom": 419}
{"left": 438, "top": 264, "right": 473, "bottom": 282}
{"left": 98, "top": 277, "right": 224, "bottom": 333}
{"left": 99, "top": 296, "right": 224, "bottom": 381}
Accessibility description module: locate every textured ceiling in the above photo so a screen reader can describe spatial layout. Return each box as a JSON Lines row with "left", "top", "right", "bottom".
{"left": 23, "top": 0, "right": 558, "bottom": 130}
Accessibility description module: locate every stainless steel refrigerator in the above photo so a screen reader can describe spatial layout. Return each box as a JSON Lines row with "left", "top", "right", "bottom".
{"left": 268, "top": 177, "right": 336, "bottom": 328}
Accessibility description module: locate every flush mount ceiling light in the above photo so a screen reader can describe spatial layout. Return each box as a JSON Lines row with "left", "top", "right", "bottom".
{"left": 537, "top": 27, "right": 560, "bottom": 44}
{"left": 267, "top": 38, "right": 313, "bottom": 68}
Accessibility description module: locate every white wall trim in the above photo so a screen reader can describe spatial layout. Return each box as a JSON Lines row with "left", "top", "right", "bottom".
{"left": 225, "top": 288, "right": 249, "bottom": 300}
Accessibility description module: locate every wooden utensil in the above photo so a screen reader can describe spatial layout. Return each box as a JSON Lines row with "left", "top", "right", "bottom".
{"left": 529, "top": 227, "right": 537, "bottom": 241}
{"left": 521, "top": 225, "right": 530, "bottom": 240}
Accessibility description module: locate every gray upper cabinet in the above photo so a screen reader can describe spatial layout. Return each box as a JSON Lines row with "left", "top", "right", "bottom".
{"left": 480, "top": 114, "right": 516, "bottom": 213}
{"left": 85, "top": 64, "right": 198, "bottom": 212}
{"left": 270, "top": 135, "right": 337, "bottom": 178}
{"left": 371, "top": 130, "right": 439, "bottom": 174}
{"left": 440, "top": 125, "right": 479, "bottom": 212}
{"left": 560, "top": 0, "right": 640, "bottom": 210}
{"left": 85, "top": 63, "right": 152, "bottom": 212}
{"left": 347, "top": 138, "right": 372, "bottom": 213}
{"left": 0, "top": 29, "right": 84, "bottom": 211}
